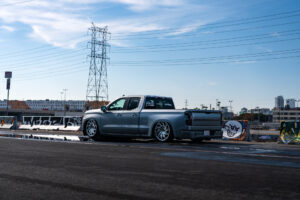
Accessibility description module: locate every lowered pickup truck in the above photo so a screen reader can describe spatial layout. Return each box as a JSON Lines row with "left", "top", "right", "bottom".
{"left": 83, "top": 95, "right": 222, "bottom": 142}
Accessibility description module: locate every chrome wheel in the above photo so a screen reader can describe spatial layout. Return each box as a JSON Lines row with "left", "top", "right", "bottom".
{"left": 154, "top": 122, "right": 172, "bottom": 142}
{"left": 86, "top": 119, "right": 98, "bottom": 137}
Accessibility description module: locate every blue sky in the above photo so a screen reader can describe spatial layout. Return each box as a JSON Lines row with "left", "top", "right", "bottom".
{"left": 0, "top": 0, "right": 300, "bottom": 112}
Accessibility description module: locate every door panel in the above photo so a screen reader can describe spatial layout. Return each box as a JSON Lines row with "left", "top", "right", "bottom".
{"left": 101, "top": 111, "right": 124, "bottom": 134}
{"left": 119, "top": 112, "right": 139, "bottom": 135}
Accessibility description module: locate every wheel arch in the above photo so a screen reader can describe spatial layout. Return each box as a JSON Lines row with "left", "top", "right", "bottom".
{"left": 151, "top": 119, "right": 174, "bottom": 138}
{"left": 83, "top": 117, "right": 101, "bottom": 136}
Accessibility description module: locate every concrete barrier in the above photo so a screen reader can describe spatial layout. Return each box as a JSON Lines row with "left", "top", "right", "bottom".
{"left": 222, "top": 120, "right": 251, "bottom": 141}
{"left": 280, "top": 121, "right": 300, "bottom": 144}
{"left": 19, "top": 116, "right": 82, "bottom": 131}
{"left": 0, "top": 116, "right": 17, "bottom": 129}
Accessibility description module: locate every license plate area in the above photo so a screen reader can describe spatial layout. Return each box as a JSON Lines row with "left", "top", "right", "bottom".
{"left": 204, "top": 130, "right": 210, "bottom": 136}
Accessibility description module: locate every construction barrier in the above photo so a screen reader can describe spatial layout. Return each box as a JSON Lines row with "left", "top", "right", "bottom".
{"left": 0, "top": 116, "right": 17, "bottom": 129}
{"left": 280, "top": 121, "right": 300, "bottom": 144}
{"left": 19, "top": 116, "right": 82, "bottom": 131}
{"left": 222, "top": 120, "right": 250, "bottom": 141}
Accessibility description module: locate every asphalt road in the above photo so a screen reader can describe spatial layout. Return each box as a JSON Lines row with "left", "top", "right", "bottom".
{"left": 0, "top": 137, "right": 300, "bottom": 200}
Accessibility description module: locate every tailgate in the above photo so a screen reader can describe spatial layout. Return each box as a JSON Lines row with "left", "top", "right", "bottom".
{"left": 186, "top": 110, "right": 222, "bottom": 126}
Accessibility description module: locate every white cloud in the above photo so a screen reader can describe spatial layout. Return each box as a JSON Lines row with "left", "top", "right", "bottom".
{"left": 270, "top": 32, "right": 280, "bottom": 37}
{"left": 0, "top": 25, "right": 15, "bottom": 32}
{"left": 0, "top": 0, "right": 220, "bottom": 48}
{"left": 208, "top": 81, "right": 217, "bottom": 86}
{"left": 167, "top": 22, "right": 207, "bottom": 36}
{"left": 231, "top": 60, "right": 257, "bottom": 64}
{"left": 59, "top": 0, "right": 185, "bottom": 11}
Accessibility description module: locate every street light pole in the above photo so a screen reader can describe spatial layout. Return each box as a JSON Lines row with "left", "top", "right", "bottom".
{"left": 63, "top": 89, "right": 68, "bottom": 116}
{"left": 5, "top": 72, "right": 12, "bottom": 116}
{"left": 6, "top": 83, "right": 10, "bottom": 115}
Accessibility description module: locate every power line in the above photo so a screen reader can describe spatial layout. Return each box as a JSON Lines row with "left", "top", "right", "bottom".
{"left": 112, "top": 13, "right": 300, "bottom": 39}
{"left": 11, "top": 48, "right": 300, "bottom": 77}
{"left": 112, "top": 37, "right": 300, "bottom": 53}
{"left": 10, "top": 49, "right": 300, "bottom": 81}
{"left": 11, "top": 54, "right": 300, "bottom": 82}
{"left": 110, "top": 54, "right": 300, "bottom": 66}
{"left": 112, "top": 9, "right": 300, "bottom": 38}
{"left": 112, "top": 29, "right": 300, "bottom": 50}
{"left": 111, "top": 48, "right": 300, "bottom": 64}
{"left": 0, "top": 48, "right": 86, "bottom": 67}
{"left": 112, "top": 20, "right": 300, "bottom": 41}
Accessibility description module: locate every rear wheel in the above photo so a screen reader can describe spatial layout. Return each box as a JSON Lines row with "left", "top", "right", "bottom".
{"left": 153, "top": 122, "right": 173, "bottom": 142}
{"left": 85, "top": 119, "right": 101, "bottom": 140}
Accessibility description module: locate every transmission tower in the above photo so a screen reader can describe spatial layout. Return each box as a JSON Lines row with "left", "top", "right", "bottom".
{"left": 86, "top": 23, "right": 110, "bottom": 101}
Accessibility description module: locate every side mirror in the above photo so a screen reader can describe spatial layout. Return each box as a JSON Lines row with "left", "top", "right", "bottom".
{"left": 101, "top": 105, "right": 107, "bottom": 112}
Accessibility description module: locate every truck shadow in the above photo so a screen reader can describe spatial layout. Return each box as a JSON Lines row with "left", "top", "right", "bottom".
{"left": 93, "top": 137, "right": 262, "bottom": 147}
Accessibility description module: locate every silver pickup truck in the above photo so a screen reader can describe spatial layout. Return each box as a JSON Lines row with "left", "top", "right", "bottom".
{"left": 83, "top": 95, "right": 222, "bottom": 142}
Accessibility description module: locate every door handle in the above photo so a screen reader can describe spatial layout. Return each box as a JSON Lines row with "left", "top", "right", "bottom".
{"left": 132, "top": 114, "right": 137, "bottom": 117}
{"left": 117, "top": 113, "right": 122, "bottom": 117}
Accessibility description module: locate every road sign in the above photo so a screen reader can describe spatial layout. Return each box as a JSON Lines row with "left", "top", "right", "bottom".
{"left": 5, "top": 71, "right": 12, "bottom": 79}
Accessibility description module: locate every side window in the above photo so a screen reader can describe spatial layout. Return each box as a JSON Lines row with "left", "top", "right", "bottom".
{"left": 144, "top": 97, "right": 175, "bottom": 109}
{"left": 107, "top": 98, "right": 127, "bottom": 111}
{"left": 145, "top": 98, "right": 156, "bottom": 109}
{"left": 127, "top": 98, "right": 141, "bottom": 110}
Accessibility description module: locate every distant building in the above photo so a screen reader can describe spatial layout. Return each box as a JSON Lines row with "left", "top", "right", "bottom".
{"left": 25, "top": 100, "right": 86, "bottom": 111}
{"left": 250, "top": 107, "right": 272, "bottom": 115}
{"left": 275, "top": 96, "right": 284, "bottom": 108}
{"left": 0, "top": 100, "right": 109, "bottom": 112}
{"left": 240, "top": 107, "right": 248, "bottom": 115}
{"left": 221, "top": 106, "right": 234, "bottom": 120}
{"left": 273, "top": 109, "right": 300, "bottom": 123}
{"left": 286, "top": 99, "right": 296, "bottom": 109}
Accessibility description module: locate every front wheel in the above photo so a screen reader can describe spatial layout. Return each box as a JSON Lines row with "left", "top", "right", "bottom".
{"left": 153, "top": 122, "right": 173, "bottom": 142}
{"left": 85, "top": 119, "right": 101, "bottom": 140}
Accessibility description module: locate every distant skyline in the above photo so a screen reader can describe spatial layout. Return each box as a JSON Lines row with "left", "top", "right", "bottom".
{"left": 0, "top": 0, "right": 300, "bottom": 112}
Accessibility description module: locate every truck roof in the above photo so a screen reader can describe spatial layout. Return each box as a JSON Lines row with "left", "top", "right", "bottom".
{"left": 122, "top": 95, "right": 173, "bottom": 99}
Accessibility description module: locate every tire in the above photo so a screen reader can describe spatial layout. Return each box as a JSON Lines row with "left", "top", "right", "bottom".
{"left": 85, "top": 119, "right": 101, "bottom": 140}
{"left": 153, "top": 122, "right": 173, "bottom": 142}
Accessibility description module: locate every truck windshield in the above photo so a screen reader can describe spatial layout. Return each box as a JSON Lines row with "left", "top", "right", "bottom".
{"left": 144, "top": 97, "right": 175, "bottom": 109}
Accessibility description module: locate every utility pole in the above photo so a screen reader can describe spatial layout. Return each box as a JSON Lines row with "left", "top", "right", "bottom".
{"left": 86, "top": 23, "right": 110, "bottom": 102}
{"left": 60, "top": 91, "right": 64, "bottom": 101}
{"left": 229, "top": 100, "right": 233, "bottom": 112}
{"left": 185, "top": 99, "right": 188, "bottom": 110}
{"left": 216, "top": 99, "right": 221, "bottom": 110}
{"left": 5, "top": 71, "right": 12, "bottom": 116}
{"left": 63, "top": 89, "right": 68, "bottom": 116}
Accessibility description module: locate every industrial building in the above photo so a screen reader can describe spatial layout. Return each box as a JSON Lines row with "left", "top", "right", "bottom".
{"left": 272, "top": 109, "right": 300, "bottom": 123}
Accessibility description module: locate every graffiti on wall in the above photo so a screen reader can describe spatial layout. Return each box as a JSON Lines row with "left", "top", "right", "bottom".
{"left": 280, "top": 121, "right": 300, "bottom": 144}
{"left": 0, "top": 116, "right": 15, "bottom": 128}
{"left": 222, "top": 120, "right": 249, "bottom": 141}
{"left": 22, "top": 116, "right": 82, "bottom": 128}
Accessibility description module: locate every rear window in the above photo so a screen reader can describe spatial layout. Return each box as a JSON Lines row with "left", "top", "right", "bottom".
{"left": 144, "top": 97, "right": 175, "bottom": 109}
